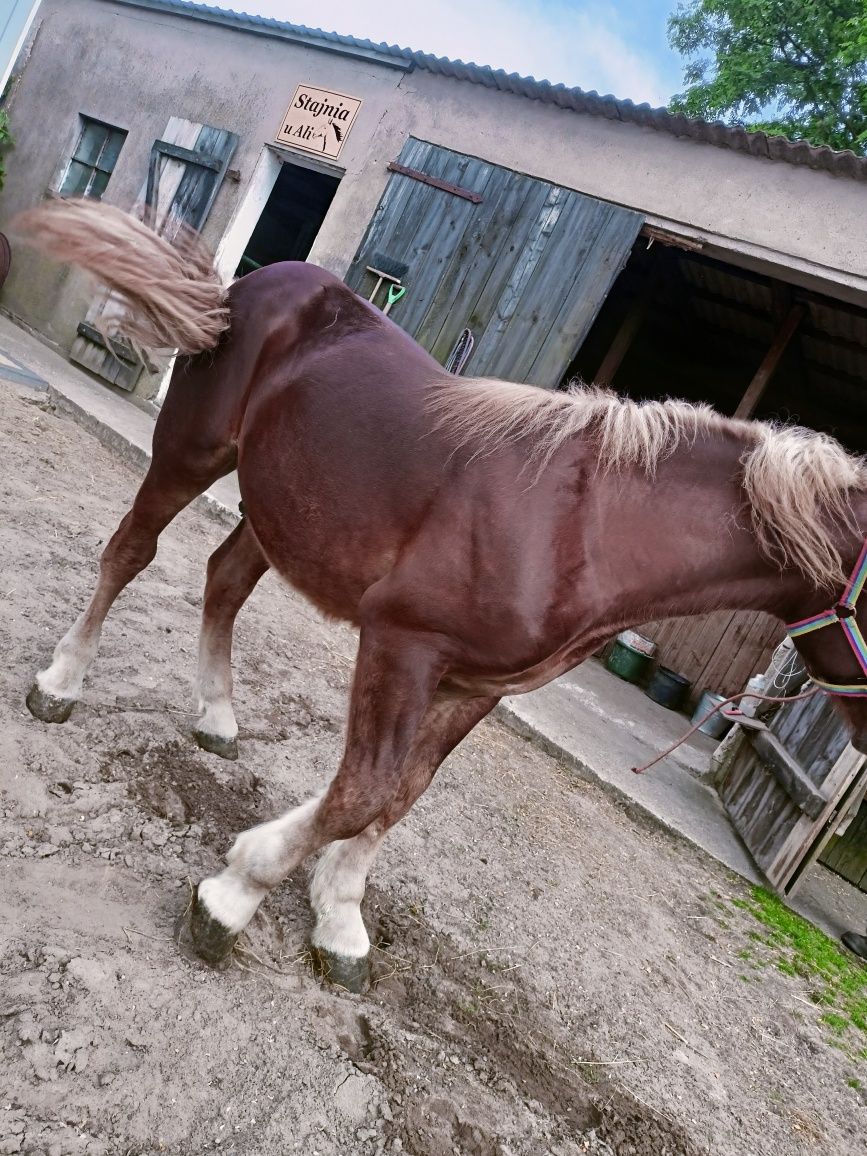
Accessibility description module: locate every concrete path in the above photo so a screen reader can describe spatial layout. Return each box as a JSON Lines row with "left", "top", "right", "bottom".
{"left": 0, "top": 314, "right": 242, "bottom": 526}
{"left": 2, "top": 311, "right": 865, "bottom": 945}
{"left": 500, "top": 664, "right": 753, "bottom": 877}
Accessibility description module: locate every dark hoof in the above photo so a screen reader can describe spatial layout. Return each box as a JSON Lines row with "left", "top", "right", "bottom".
{"left": 26, "top": 684, "right": 76, "bottom": 724}
{"left": 189, "top": 886, "right": 237, "bottom": 969}
{"left": 841, "top": 931, "right": 867, "bottom": 961}
{"left": 311, "top": 945, "right": 370, "bottom": 993}
{"left": 193, "top": 729, "right": 239, "bottom": 761}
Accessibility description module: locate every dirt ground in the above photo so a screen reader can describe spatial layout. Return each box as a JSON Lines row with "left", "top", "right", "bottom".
{"left": 1, "top": 378, "right": 865, "bottom": 1156}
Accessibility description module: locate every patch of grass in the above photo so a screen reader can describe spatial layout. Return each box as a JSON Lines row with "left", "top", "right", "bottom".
{"left": 848, "top": 1077, "right": 861, "bottom": 1089}
{"left": 732, "top": 886, "right": 867, "bottom": 1051}
{"left": 735, "top": 945, "right": 770, "bottom": 972}
{"left": 820, "top": 1012, "right": 849, "bottom": 1034}
{"left": 775, "top": 957, "right": 798, "bottom": 977}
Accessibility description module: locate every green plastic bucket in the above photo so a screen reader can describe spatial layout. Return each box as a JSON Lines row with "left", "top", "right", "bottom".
{"left": 606, "top": 638, "right": 652, "bottom": 684}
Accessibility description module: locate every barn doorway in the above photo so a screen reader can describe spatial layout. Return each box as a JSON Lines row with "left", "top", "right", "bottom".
{"left": 570, "top": 233, "right": 867, "bottom": 703}
{"left": 564, "top": 236, "right": 867, "bottom": 453}
{"left": 235, "top": 160, "right": 339, "bottom": 277}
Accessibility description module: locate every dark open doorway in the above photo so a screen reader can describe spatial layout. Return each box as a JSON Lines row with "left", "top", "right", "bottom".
{"left": 565, "top": 237, "right": 867, "bottom": 454}
{"left": 236, "top": 160, "right": 339, "bottom": 277}
{"left": 568, "top": 233, "right": 867, "bottom": 703}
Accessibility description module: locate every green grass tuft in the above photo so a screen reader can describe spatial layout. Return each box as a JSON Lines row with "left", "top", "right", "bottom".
{"left": 732, "top": 886, "right": 867, "bottom": 1051}
{"left": 820, "top": 1011, "right": 850, "bottom": 1034}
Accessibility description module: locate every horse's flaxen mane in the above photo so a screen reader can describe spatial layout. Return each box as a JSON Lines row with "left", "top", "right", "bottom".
{"left": 427, "top": 377, "right": 867, "bottom": 591}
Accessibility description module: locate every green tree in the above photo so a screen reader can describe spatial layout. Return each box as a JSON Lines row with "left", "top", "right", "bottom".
{"left": 668, "top": 0, "right": 867, "bottom": 154}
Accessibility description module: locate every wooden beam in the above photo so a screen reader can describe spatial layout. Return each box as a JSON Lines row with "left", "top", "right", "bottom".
{"left": 76, "top": 321, "right": 138, "bottom": 365}
{"left": 150, "top": 140, "right": 223, "bottom": 172}
{"left": 595, "top": 296, "right": 648, "bottom": 385}
{"left": 750, "top": 729, "right": 827, "bottom": 821}
{"left": 733, "top": 302, "right": 805, "bottom": 419}
{"left": 640, "top": 224, "right": 704, "bottom": 253}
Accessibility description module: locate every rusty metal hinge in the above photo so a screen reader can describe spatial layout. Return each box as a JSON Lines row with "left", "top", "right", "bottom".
{"left": 387, "top": 162, "right": 483, "bottom": 203}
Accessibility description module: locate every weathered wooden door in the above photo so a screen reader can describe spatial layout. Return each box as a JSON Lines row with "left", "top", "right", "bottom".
{"left": 718, "top": 692, "right": 867, "bottom": 893}
{"left": 70, "top": 118, "right": 238, "bottom": 390}
{"left": 818, "top": 785, "right": 867, "bottom": 892}
{"left": 346, "top": 139, "right": 643, "bottom": 387}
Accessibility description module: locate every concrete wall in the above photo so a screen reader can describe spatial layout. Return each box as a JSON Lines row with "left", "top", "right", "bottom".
{"left": 0, "top": 0, "right": 405, "bottom": 354}
{"left": 1, "top": 0, "right": 865, "bottom": 374}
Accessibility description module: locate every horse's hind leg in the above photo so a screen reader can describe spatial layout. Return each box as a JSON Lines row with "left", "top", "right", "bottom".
{"left": 309, "top": 693, "right": 497, "bottom": 990}
{"left": 190, "top": 618, "right": 449, "bottom": 968}
{"left": 193, "top": 518, "right": 269, "bottom": 760}
{"left": 27, "top": 458, "right": 231, "bottom": 723}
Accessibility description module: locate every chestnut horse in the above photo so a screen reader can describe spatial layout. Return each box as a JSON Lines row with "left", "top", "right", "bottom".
{"left": 16, "top": 201, "right": 867, "bottom": 988}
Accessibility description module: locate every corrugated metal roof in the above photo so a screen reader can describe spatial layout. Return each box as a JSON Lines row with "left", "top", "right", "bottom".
{"left": 111, "top": 0, "right": 867, "bottom": 182}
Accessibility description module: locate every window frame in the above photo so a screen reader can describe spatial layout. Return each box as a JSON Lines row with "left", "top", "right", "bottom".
{"left": 58, "top": 116, "right": 127, "bottom": 200}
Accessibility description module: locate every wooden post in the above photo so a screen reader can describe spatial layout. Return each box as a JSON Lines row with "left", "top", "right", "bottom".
{"left": 733, "top": 302, "right": 805, "bottom": 419}
{"left": 595, "top": 297, "right": 648, "bottom": 386}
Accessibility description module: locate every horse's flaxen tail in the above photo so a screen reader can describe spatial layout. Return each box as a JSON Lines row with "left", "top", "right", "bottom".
{"left": 12, "top": 199, "right": 229, "bottom": 355}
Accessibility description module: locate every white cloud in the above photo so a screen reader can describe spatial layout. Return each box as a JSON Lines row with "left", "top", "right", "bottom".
{"left": 208, "top": 0, "right": 676, "bottom": 106}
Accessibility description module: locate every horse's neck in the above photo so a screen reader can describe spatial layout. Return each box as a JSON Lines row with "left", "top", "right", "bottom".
{"left": 589, "top": 430, "right": 810, "bottom": 627}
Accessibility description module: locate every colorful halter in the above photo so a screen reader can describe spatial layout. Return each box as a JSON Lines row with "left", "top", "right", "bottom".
{"left": 786, "top": 538, "right": 867, "bottom": 697}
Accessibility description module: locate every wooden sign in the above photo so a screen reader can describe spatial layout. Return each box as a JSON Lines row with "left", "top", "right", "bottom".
{"left": 276, "top": 85, "right": 361, "bottom": 159}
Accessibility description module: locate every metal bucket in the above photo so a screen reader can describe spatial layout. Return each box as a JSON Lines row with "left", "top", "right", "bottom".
{"left": 645, "top": 666, "right": 691, "bottom": 710}
{"left": 691, "top": 691, "right": 733, "bottom": 739}
{"left": 606, "top": 637, "right": 652, "bottom": 684}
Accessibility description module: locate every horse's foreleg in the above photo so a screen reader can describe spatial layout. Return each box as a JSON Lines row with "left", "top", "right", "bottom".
{"left": 309, "top": 694, "right": 498, "bottom": 990}
{"left": 193, "top": 519, "right": 269, "bottom": 760}
{"left": 27, "top": 464, "right": 228, "bottom": 723}
{"left": 190, "top": 621, "right": 447, "bottom": 969}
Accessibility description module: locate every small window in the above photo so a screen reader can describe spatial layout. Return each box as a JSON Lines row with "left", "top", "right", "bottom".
{"left": 59, "top": 117, "right": 127, "bottom": 199}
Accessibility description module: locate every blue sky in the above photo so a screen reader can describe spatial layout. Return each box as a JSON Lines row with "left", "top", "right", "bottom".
{"left": 206, "top": 1, "right": 686, "bottom": 107}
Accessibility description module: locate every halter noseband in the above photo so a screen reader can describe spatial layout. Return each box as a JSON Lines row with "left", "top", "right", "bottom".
{"left": 786, "top": 538, "right": 867, "bottom": 697}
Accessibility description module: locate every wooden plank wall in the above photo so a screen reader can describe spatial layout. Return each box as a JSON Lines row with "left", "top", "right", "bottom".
{"left": 718, "top": 737, "right": 806, "bottom": 878}
{"left": 641, "top": 610, "right": 783, "bottom": 702}
{"left": 717, "top": 694, "right": 857, "bottom": 890}
{"left": 771, "top": 687, "right": 850, "bottom": 781}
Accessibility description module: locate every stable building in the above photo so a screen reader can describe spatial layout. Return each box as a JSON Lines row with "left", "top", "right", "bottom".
{"left": 2, "top": 0, "right": 867, "bottom": 713}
